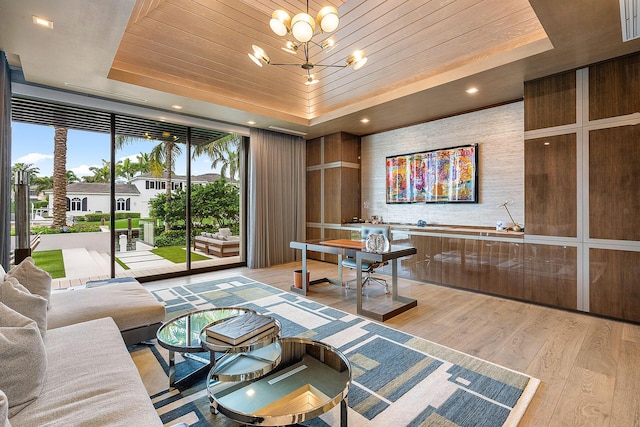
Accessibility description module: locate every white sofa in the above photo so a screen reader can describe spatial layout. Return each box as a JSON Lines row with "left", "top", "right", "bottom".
{"left": 48, "top": 277, "right": 166, "bottom": 345}
{"left": 8, "top": 318, "right": 163, "bottom": 427}
{"left": 1, "top": 258, "right": 165, "bottom": 426}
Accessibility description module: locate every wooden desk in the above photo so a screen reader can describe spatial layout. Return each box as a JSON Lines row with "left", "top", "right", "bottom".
{"left": 289, "top": 239, "right": 417, "bottom": 321}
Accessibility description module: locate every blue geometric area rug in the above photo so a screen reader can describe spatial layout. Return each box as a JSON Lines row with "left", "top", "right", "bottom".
{"left": 131, "top": 276, "right": 539, "bottom": 427}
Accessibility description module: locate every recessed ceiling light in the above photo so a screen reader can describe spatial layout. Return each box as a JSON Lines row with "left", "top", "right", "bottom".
{"left": 360, "top": 118, "right": 370, "bottom": 123}
{"left": 32, "top": 16, "right": 53, "bottom": 29}
{"left": 466, "top": 87, "right": 479, "bottom": 94}
{"left": 171, "top": 104, "right": 183, "bottom": 110}
{"left": 247, "top": 121, "right": 256, "bottom": 125}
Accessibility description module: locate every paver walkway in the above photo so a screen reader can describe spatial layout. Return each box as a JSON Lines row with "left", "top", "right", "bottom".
{"left": 61, "top": 248, "right": 173, "bottom": 278}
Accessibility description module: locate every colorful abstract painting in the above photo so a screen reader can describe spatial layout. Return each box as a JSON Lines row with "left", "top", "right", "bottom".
{"left": 386, "top": 144, "right": 477, "bottom": 203}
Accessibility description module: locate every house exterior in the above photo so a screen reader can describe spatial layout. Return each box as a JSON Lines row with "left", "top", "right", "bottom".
{"left": 44, "top": 173, "right": 223, "bottom": 218}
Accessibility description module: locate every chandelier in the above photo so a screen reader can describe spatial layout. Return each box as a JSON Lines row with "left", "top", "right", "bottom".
{"left": 248, "top": 1, "right": 368, "bottom": 85}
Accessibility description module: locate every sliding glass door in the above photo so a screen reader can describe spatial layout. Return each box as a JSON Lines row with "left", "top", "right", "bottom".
{"left": 11, "top": 97, "right": 244, "bottom": 285}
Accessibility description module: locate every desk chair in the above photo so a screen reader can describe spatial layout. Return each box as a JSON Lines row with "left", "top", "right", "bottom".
{"left": 343, "top": 225, "right": 390, "bottom": 294}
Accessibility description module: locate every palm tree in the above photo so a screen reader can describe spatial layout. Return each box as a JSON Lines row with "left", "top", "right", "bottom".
{"left": 32, "top": 176, "right": 54, "bottom": 197}
{"left": 192, "top": 133, "right": 240, "bottom": 180}
{"left": 52, "top": 127, "right": 68, "bottom": 229}
{"left": 117, "top": 135, "right": 181, "bottom": 230}
{"left": 86, "top": 159, "right": 110, "bottom": 183}
{"left": 66, "top": 170, "right": 80, "bottom": 183}
{"left": 11, "top": 163, "right": 40, "bottom": 184}
{"left": 116, "top": 158, "right": 138, "bottom": 183}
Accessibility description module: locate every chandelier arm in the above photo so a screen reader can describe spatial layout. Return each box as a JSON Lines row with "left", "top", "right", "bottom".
{"left": 313, "top": 64, "right": 348, "bottom": 68}
{"left": 269, "top": 63, "right": 310, "bottom": 66}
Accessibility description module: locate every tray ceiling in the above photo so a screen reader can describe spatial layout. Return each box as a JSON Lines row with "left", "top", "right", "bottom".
{"left": 2, "top": 0, "right": 640, "bottom": 138}
{"left": 109, "top": 0, "right": 549, "bottom": 123}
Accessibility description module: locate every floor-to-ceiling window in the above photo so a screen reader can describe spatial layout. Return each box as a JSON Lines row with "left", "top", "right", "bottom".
{"left": 10, "top": 98, "right": 112, "bottom": 285}
{"left": 10, "top": 97, "right": 244, "bottom": 286}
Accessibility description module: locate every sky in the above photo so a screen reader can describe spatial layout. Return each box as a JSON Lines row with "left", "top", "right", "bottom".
{"left": 11, "top": 122, "right": 221, "bottom": 178}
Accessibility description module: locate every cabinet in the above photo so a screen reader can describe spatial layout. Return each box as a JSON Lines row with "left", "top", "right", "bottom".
{"left": 478, "top": 240, "right": 524, "bottom": 299}
{"left": 523, "top": 243, "right": 577, "bottom": 310}
{"left": 440, "top": 237, "right": 481, "bottom": 291}
{"left": 589, "top": 248, "right": 640, "bottom": 322}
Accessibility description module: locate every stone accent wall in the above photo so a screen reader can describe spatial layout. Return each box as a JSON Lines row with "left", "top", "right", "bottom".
{"left": 361, "top": 102, "right": 524, "bottom": 228}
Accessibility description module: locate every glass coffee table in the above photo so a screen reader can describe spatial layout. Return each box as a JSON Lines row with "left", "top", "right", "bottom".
{"left": 205, "top": 337, "right": 352, "bottom": 426}
{"left": 156, "top": 307, "right": 280, "bottom": 388}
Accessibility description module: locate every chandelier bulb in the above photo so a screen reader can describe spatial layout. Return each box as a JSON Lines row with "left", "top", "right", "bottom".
{"left": 346, "top": 50, "right": 367, "bottom": 70}
{"left": 291, "top": 13, "right": 315, "bottom": 43}
{"left": 317, "top": 6, "right": 339, "bottom": 33}
{"left": 305, "top": 75, "right": 319, "bottom": 85}
{"left": 270, "top": 10, "right": 291, "bottom": 37}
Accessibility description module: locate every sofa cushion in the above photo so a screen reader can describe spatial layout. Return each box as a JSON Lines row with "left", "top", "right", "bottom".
{"left": 5, "top": 258, "right": 51, "bottom": 309}
{"left": 47, "top": 282, "right": 165, "bottom": 332}
{"left": 8, "top": 318, "right": 163, "bottom": 427}
{"left": 0, "top": 390, "right": 11, "bottom": 427}
{"left": 0, "top": 278, "right": 48, "bottom": 338}
{"left": 0, "top": 302, "right": 47, "bottom": 418}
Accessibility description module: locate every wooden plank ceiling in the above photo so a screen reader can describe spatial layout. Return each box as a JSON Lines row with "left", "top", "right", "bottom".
{"left": 108, "top": 0, "right": 548, "bottom": 124}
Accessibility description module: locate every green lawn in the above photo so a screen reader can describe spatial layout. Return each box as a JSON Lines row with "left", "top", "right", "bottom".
{"left": 151, "top": 246, "right": 209, "bottom": 263}
{"left": 31, "top": 250, "right": 66, "bottom": 279}
{"left": 85, "top": 218, "right": 141, "bottom": 229}
{"left": 114, "top": 257, "right": 130, "bottom": 270}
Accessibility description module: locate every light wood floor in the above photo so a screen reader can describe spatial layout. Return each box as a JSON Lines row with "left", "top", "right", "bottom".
{"left": 146, "top": 259, "right": 640, "bottom": 427}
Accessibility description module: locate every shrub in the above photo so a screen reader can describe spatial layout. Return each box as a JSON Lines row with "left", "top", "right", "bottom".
{"left": 85, "top": 213, "right": 109, "bottom": 222}
{"left": 115, "top": 212, "right": 140, "bottom": 220}
{"left": 32, "top": 200, "right": 48, "bottom": 209}
{"left": 69, "top": 223, "right": 101, "bottom": 233}
{"left": 154, "top": 230, "right": 187, "bottom": 247}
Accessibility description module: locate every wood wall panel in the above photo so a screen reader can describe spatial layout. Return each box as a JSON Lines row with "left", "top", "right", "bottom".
{"left": 306, "top": 137, "right": 322, "bottom": 167}
{"left": 524, "top": 71, "right": 576, "bottom": 131}
{"left": 339, "top": 132, "right": 361, "bottom": 164}
{"left": 340, "top": 168, "right": 360, "bottom": 223}
{"left": 323, "top": 168, "right": 341, "bottom": 224}
{"left": 524, "top": 133, "right": 577, "bottom": 237}
{"left": 324, "top": 132, "right": 360, "bottom": 165}
{"left": 523, "top": 244, "right": 577, "bottom": 310}
{"left": 306, "top": 169, "right": 321, "bottom": 223}
{"left": 323, "top": 133, "right": 341, "bottom": 164}
{"left": 306, "top": 226, "right": 322, "bottom": 261}
{"left": 589, "top": 53, "right": 640, "bottom": 121}
{"left": 589, "top": 125, "right": 640, "bottom": 241}
{"left": 589, "top": 248, "right": 640, "bottom": 322}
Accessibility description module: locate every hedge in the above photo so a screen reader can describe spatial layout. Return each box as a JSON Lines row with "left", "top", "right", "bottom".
{"left": 84, "top": 212, "right": 141, "bottom": 222}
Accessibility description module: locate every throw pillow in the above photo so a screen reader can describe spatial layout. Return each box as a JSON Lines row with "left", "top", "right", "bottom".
{"left": 0, "top": 262, "right": 5, "bottom": 280}
{"left": 0, "top": 278, "right": 48, "bottom": 338}
{"left": 218, "top": 228, "right": 232, "bottom": 237}
{"left": 0, "top": 302, "right": 47, "bottom": 418}
{"left": 5, "top": 257, "right": 51, "bottom": 309}
{"left": 0, "top": 390, "right": 11, "bottom": 427}
{"left": 218, "top": 235, "right": 227, "bottom": 241}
